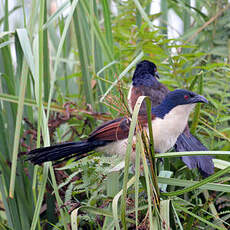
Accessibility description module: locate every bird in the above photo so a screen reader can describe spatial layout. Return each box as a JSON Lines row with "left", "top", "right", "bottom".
{"left": 128, "top": 60, "right": 214, "bottom": 177}
{"left": 28, "top": 89, "right": 208, "bottom": 167}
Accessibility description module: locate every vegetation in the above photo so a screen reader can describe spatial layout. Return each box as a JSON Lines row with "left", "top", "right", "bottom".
{"left": 0, "top": 0, "right": 230, "bottom": 229}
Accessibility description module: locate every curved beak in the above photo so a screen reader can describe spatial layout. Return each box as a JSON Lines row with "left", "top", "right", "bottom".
{"left": 190, "top": 94, "right": 208, "bottom": 104}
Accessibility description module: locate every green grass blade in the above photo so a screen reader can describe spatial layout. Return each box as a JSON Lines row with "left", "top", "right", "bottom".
{"left": 9, "top": 56, "right": 29, "bottom": 198}
{"left": 160, "top": 0, "right": 168, "bottom": 35}
{"left": 47, "top": 0, "right": 79, "bottom": 117}
{"left": 16, "top": 29, "right": 35, "bottom": 76}
{"left": 101, "top": 0, "right": 113, "bottom": 49}
{"left": 72, "top": 1, "right": 95, "bottom": 108}
{"left": 134, "top": 136, "right": 141, "bottom": 227}
{"left": 139, "top": 137, "right": 155, "bottom": 230}
{"left": 158, "top": 176, "right": 230, "bottom": 193}
{"left": 112, "top": 177, "right": 135, "bottom": 230}
{"left": 120, "top": 95, "right": 148, "bottom": 229}
{"left": 161, "top": 165, "right": 230, "bottom": 196}
{"left": 42, "top": 2, "right": 51, "bottom": 102}
{"left": 175, "top": 205, "right": 225, "bottom": 230}
{"left": 49, "top": 166, "right": 68, "bottom": 229}
{"left": 171, "top": 203, "right": 183, "bottom": 230}
{"left": 81, "top": 0, "right": 114, "bottom": 62}
{"left": 155, "top": 151, "right": 230, "bottom": 158}
{"left": 30, "top": 163, "right": 49, "bottom": 230}
{"left": 160, "top": 200, "right": 171, "bottom": 230}
{"left": 42, "top": 1, "right": 70, "bottom": 30}
{"left": 133, "top": 0, "right": 154, "bottom": 30}
{"left": 0, "top": 40, "right": 13, "bottom": 49}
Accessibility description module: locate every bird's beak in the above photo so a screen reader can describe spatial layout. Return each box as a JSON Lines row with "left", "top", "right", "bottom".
{"left": 155, "top": 71, "right": 160, "bottom": 79}
{"left": 190, "top": 94, "right": 208, "bottom": 104}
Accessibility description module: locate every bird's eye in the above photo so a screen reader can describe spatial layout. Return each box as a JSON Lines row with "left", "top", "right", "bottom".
{"left": 184, "top": 95, "right": 189, "bottom": 100}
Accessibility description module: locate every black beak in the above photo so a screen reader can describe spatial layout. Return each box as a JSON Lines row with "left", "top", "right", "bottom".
{"left": 155, "top": 71, "right": 160, "bottom": 79}
{"left": 190, "top": 94, "right": 208, "bottom": 104}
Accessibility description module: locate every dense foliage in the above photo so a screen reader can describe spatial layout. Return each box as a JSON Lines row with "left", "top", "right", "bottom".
{"left": 0, "top": 0, "right": 230, "bottom": 229}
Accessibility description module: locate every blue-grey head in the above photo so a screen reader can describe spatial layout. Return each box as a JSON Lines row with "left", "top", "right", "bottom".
{"left": 152, "top": 89, "right": 208, "bottom": 118}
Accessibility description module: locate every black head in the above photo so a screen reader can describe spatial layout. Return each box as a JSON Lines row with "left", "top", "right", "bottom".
{"left": 152, "top": 89, "right": 208, "bottom": 118}
{"left": 163, "top": 89, "right": 208, "bottom": 107}
{"left": 132, "top": 60, "right": 159, "bottom": 87}
{"left": 134, "top": 60, "right": 158, "bottom": 77}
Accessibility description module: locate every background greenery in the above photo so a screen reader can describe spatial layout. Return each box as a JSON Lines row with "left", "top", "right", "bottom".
{"left": 0, "top": 0, "right": 230, "bottom": 229}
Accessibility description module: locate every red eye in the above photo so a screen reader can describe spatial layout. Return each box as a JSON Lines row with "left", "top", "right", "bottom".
{"left": 184, "top": 95, "right": 189, "bottom": 100}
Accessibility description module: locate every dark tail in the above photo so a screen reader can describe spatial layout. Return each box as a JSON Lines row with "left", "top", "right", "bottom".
{"left": 27, "top": 140, "right": 108, "bottom": 165}
{"left": 175, "top": 133, "right": 214, "bottom": 177}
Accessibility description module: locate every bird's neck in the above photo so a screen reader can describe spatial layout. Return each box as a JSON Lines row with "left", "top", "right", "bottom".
{"left": 151, "top": 102, "right": 174, "bottom": 119}
{"left": 132, "top": 73, "right": 159, "bottom": 87}
{"left": 152, "top": 102, "right": 195, "bottom": 119}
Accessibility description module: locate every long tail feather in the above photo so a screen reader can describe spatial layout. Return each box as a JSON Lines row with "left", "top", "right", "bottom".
{"left": 175, "top": 133, "right": 214, "bottom": 177}
{"left": 27, "top": 140, "right": 108, "bottom": 164}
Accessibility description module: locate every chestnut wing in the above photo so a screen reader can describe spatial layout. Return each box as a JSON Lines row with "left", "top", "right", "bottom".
{"left": 88, "top": 115, "right": 155, "bottom": 142}
{"left": 88, "top": 117, "right": 131, "bottom": 141}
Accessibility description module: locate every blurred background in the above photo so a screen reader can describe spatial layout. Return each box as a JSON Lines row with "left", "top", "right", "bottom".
{"left": 0, "top": 0, "right": 230, "bottom": 229}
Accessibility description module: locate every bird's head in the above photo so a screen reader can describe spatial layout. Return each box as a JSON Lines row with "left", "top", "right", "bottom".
{"left": 132, "top": 60, "right": 159, "bottom": 87}
{"left": 164, "top": 89, "right": 208, "bottom": 107}
{"left": 152, "top": 89, "right": 208, "bottom": 118}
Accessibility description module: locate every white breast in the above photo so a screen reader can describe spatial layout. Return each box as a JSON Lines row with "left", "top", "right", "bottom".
{"left": 149, "top": 104, "right": 195, "bottom": 152}
{"left": 95, "top": 104, "right": 195, "bottom": 161}
{"left": 95, "top": 138, "right": 136, "bottom": 162}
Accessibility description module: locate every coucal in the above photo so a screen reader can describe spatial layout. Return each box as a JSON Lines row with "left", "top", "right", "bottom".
{"left": 28, "top": 89, "right": 208, "bottom": 167}
{"left": 128, "top": 60, "right": 214, "bottom": 177}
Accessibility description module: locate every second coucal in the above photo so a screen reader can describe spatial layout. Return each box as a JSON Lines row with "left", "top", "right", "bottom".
{"left": 128, "top": 60, "right": 214, "bottom": 177}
